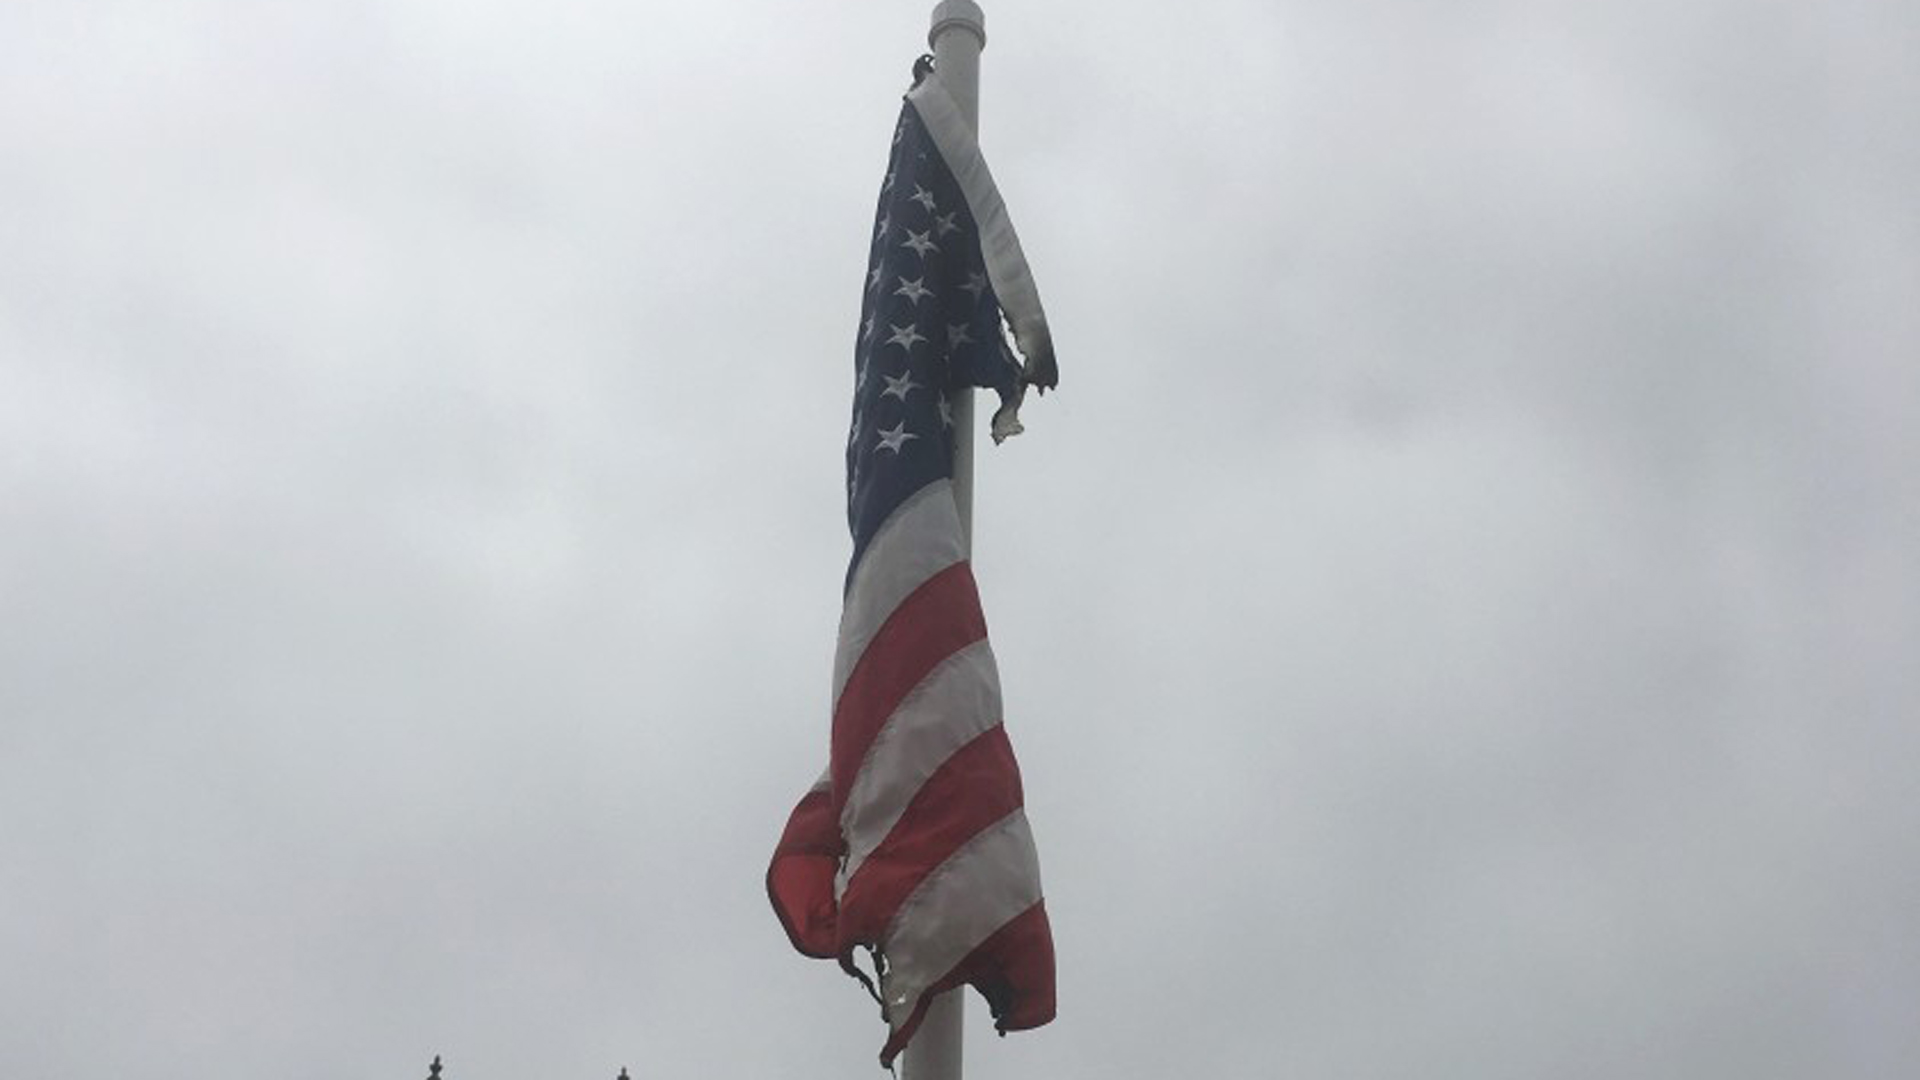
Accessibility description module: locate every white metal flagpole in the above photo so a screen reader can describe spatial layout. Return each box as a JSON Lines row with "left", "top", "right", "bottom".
{"left": 902, "top": 5, "right": 985, "bottom": 1080}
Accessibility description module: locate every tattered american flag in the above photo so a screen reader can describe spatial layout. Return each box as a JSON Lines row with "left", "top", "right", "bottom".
{"left": 766, "top": 67, "right": 1057, "bottom": 1068}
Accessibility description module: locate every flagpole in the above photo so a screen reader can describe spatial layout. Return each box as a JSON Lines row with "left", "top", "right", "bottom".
{"left": 902, "top": 4, "right": 985, "bottom": 1080}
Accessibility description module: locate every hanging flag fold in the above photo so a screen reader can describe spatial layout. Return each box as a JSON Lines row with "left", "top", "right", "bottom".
{"left": 767, "top": 66, "right": 1056, "bottom": 1069}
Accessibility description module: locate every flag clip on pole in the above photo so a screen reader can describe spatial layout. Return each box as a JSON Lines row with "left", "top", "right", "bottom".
{"left": 903, "top": 6, "right": 984, "bottom": 1080}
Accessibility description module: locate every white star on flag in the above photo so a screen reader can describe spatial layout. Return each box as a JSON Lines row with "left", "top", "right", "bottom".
{"left": 875, "top": 421, "right": 917, "bottom": 454}
{"left": 886, "top": 322, "right": 927, "bottom": 352}
{"left": 882, "top": 371, "right": 921, "bottom": 401}
{"left": 894, "top": 277, "right": 933, "bottom": 305}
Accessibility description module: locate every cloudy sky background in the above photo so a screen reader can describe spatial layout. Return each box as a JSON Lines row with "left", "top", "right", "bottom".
{"left": 4, "top": 1, "right": 1916, "bottom": 1077}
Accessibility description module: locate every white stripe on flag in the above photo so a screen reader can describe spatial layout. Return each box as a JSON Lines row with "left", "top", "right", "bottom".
{"left": 833, "top": 479, "right": 966, "bottom": 706}
{"left": 907, "top": 74, "right": 1054, "bottom": 386}
{"left": 880, "top": 809, "right": 1044, "bottom": 1021}
{"left": 836, "top": 640, "right": 1003, "bottom": 896}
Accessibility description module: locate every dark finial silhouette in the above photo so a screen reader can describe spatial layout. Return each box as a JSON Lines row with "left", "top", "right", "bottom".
{"left": 618, "top": 1070, "right": 630, "bottom": 1080}
{"left": 911, "top": 53, "right": 935, "bottom": 87}
{"left": 427, "top": 1055, "right": 443, "bottom": 1080}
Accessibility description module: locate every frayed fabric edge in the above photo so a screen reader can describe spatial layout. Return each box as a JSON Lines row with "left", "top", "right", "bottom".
{"left": 907, "top": 72, "right": 1058, "bottom": 442}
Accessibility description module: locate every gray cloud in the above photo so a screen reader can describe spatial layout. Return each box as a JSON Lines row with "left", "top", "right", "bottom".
{"left": 3, "top": 1, "right": 1916, "bottom": 1077}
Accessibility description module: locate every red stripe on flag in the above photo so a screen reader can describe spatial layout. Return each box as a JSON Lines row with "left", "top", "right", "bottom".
{"left": 835, "top": 723, "right": 1023, "bottom": 947}
{"left": 830, "top": 561, "right": 987, "bottom": 802}
{"left": 766, "top": 787, "right": 843, "bottom": 959}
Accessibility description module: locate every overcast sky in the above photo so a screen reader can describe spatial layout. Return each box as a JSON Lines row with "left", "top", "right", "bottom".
{"left": 4, "top": 1, "right": 1917, "bottom": 1077}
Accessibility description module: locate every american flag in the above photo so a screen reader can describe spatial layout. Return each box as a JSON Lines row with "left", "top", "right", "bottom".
{"left": 767, "top": 68, "right": 1057, "bottom": 1068}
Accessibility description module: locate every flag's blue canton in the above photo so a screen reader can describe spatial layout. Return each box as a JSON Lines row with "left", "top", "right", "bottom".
{"left": 845, "top": 100, "right": 1023, "bottom": 583}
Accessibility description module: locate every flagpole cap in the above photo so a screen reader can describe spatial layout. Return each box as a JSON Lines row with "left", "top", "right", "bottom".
{"left": 929, "top": 0, "right": 986, "bottom": 51}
